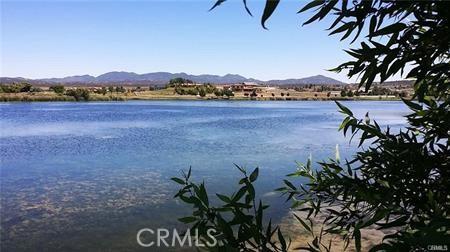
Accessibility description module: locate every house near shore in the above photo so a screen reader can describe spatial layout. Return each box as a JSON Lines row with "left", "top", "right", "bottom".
{"left": 329, "top": 91, "right": 341, "bottom": 97}
{"left": 178, "top": 82, "right": 204, "bottom": 87}
{"left": 222, "top": 82, "right": 261, "bottom": 92}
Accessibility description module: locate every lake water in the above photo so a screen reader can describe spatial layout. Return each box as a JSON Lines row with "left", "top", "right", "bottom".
{"left": 0, "top": 101, "right": 408, "bottom": 251}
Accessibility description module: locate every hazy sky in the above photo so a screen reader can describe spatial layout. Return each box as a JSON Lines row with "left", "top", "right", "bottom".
{"left": 1, "top": 0, "right": 356, "bottom": 82}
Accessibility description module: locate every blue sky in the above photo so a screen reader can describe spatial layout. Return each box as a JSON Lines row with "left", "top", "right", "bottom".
{"left": 1, "top": 0, "right": 355, "bottom": 82}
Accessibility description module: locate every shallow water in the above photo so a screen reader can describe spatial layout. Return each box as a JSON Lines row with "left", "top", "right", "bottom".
{"left": 0, "top": 100, "right": 408, "bottom": 251}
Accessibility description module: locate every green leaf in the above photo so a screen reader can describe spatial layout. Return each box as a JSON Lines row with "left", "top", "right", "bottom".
{"left": 298, "top": 0, "right": 325, "bottom": 13}
{"left": 378, "top": 216, "right": 409, "bottom": 229}
{"left": 171, "top": 177, "right": 185, "bottom": 185}
{"left": 335, "top": 101, "right": 353, "bottom": 116}
{"left": 354, "top": 229, "right": 361, "bottom": 252}
{"left": 277, "top": 228, "right": 287, "bottom": 251}
{"left": 209, "top": 0, "right": 227, "bottom": 11}
{"left": 179, "top": 195, "right": 198, "bottom": 204}
{"left": 346, "top": 160, "right": 352, "bottom": 176}
{"left": 266, "top": 219, "right": 273, "bottom": 238}
{"left": 312, "top": 236, "right": 319, "bottom": 248}
{"left": 178, "top": 216, "right": 197, "bottom": 223}
{"left": 303, "top": 0, "right": 337, "bottom": 25}
{"left": 233, "top": 186, "right": 247, "bottom": 202}
{"left": 361, "top": 209, "right": 388, "bottom": 228}
{"left": 216, "top": 214, "right": 234, "bottom": 239}
{"left": 249, "top": 167, "right": 259, "bottom": 182}
{"left": 261, "top": 0, "right": 280, "bottom": 29}
{"left": 339, "top": 117, "right": 351, "bottom": 130}
{"left": 243, "top": 0, "right": 253, "bottom": 16}
{"left": 284, "top": 179, "right": 296, "bottom": 190}
{"left": 246, "top": 182, "right": 255, "bottom": 200}
{"left": 402, "top": 98, "right": 422, "bottom": 111}
{"left": 377, "top": 179, "right": 390, "bottom": 188}
{"left": 293, "top": 214, "right": 312, "bottom": 233}
{"left": 234, "top": 163, "right": 246, "bottom": 174}
{"left": 216, "top": 193, "right": 231, "bottom": 203}
{"left": 187, "top": 166, "right": 192, "bottom": 179}
{"left": 256, "top": 201, "right": 263, "bottom": 228}
{"left": 372, "top": 23, "right": 406, "bottom": 36}
{"left": 369, "top": 15, "right": 377, "bottom": 34}
{"left": 198, "top": 183, "right": 209, "bottom": 206}
{"left": 329, "top": 22, "right": 355, "bottom": 36}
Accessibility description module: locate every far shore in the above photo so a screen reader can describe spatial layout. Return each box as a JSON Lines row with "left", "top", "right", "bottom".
{"left": 0, "top": 91, "right": 403, "bottom": 102}
{"left": 0, "top": 96, "right": 402, "bottom": 102}
{"left": 0, "top": 82, "right": 410, "bottom": 102}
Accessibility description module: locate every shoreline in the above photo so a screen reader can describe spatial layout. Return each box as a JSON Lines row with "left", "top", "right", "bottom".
{"left": 0, "top": 94, "right": 402, "bottom": 103}
{"left": 1, "top": 83, "right": 410, "bottom": 102}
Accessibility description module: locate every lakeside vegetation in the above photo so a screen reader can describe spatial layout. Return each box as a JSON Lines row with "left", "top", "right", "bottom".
{"left": 173, "top": 0, "right": 449, "bottom": 252}
{"left": 0, "top": 80, "right": 411, "bottom": 102}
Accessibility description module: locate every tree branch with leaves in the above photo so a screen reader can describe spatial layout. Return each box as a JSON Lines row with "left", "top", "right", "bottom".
{"left": 173, "top": 1, "right": 449, "bottom": 251}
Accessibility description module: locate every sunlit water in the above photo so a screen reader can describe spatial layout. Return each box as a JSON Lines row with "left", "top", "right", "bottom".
{"left": 0, "top": 100, "right": 408, "bottom": 251}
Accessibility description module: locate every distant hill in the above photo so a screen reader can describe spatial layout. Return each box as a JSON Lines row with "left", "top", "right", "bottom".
{"left": 377, "top": 80, "right": 414, "bottom": 86}
{"left": 266, "top": 75, "right": 345, "bottom": 85}
{"left": 41, "top": 75, "right": 96, "bottom": 83}
{"left": 1, "top": 71, "right": 345, "bottom": 86}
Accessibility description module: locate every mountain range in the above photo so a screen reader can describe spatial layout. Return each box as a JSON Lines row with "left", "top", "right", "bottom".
{"left": 1, "top": 71, "right": 346, "bottom": 86}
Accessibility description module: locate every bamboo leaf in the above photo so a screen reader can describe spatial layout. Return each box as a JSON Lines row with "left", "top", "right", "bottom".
{"left": 243, "top": 0, "right": 253, "bottom": 16}
{"left": 298, "top": 0, "right": 325, "bottom": 13}
{"left": 294, "top": 214, "right": 312, "bottom": 233}
{"left": 335, "top": 101, "right": 353, "bottom": 116}
{"left": 261, "top": 0, "right": 280, "bottom": 29}
{"left": 354, "top": 229, "right": 361, "bottom": 252}
{"left": 209, "top": 0, "right": 227, "bottom": 11}
{"left": 372, "top": 23, "right": 406, "bottom": 36}
{"left": 216, "top": 193, "right": 231, "bottom": 203}
{"left": 277, "top": 228, "right": 287, "bottom": 250}
{"left": 249, "top": 167, "right": 259, "bottom": 182}
{"left": 178, "top": 216, "right": 197, "bottom": 223}
{"left": 171, "top": 177, "right": 185, "bottom": 185}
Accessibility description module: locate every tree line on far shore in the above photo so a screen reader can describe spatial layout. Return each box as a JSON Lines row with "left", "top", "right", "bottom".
{"left": 0, "top": 83, "right": 130, "bottom": 101}
{"left": 0, "top": 77, "right": 410, "bottom": 102}
{"left": 173, "top": 84, "right": 234, "bottom": 98}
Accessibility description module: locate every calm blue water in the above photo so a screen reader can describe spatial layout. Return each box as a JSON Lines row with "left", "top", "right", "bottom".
{"left": 0, "top": 101, "right": 408, "bottom": 251}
